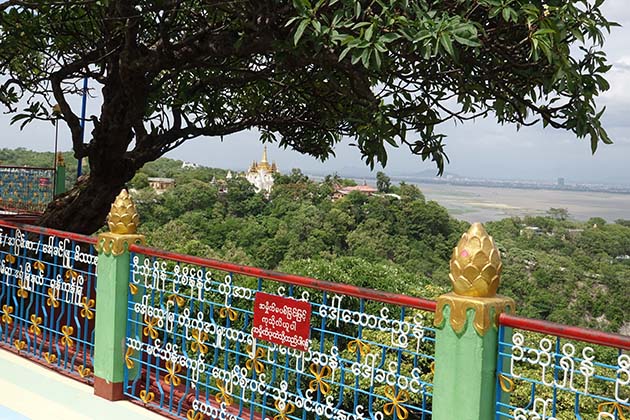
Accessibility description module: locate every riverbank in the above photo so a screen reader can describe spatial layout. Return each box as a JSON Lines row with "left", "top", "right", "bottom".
{"left": 416, "top": 183, "right": 630, "bottom": 222}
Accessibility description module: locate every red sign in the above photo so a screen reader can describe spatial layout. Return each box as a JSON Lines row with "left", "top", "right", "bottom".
{"left": 252, "top": 292, "right": 311, "bottom": 351}
{"left": 39, "top": 177, "right": 50, "bottom": 187}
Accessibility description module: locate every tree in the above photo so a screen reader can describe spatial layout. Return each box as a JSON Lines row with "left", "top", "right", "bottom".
{"left": 0, "top": 0, "right": 617, "bottom": 233}
{"left": 397, "top": 182, "right": 425, "bottom": 202}
{"left": 547, "top": 207, "right": 570, "bottom": 221}
{"left": 375, "top": 171, "right": 391, "bottom": 193}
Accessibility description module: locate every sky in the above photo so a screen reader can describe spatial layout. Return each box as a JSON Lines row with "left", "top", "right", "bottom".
{"left": 1, "top": 0, "right": 629, "bottom": 185}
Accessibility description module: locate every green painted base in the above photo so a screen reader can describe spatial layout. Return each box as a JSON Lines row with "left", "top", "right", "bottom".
{"left": 94, "top": 250, "right": 132, "bottom": 383}
{"left": 54, "top": 166, "right": 66, "bottom": 196}
{"left": 432, "top": 305, "right": 499, "bottom": 420}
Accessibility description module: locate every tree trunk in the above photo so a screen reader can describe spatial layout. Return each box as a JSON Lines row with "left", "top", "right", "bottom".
{"left": 37, "top": 173, "right": 131, "bottom": 235}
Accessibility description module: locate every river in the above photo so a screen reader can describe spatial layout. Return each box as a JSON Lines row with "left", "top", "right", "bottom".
{"left": 415, "top": 183, "right": 630, "bottom": 223}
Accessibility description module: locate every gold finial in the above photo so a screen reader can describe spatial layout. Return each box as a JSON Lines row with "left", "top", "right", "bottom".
{"left": 56, "top": 153, "right": 65, "bottom": 167}
{"left": 449, "top": 223, "right": 502, "bottom": 297}
{"left": 52, "top": 104, "right": 61, "bottom": 116}
{"left": 107, "top": 189, "right": 140, "bottom": 234}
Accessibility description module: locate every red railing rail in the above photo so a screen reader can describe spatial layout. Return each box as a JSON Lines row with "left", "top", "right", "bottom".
{"left": 0, "top": 220, "right": 97, "bottom": 245}
{"left": 499, "top": 313, "right": 630, "bottom": 350}
{"left": 128, "top": 243, "right": 438, "bottom": 312}
{"left": 3, "top": 222, "right": 627, "bottom": 348}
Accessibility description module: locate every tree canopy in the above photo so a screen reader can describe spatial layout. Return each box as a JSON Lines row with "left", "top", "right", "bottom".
{"left": 0, "top": 0, "right": 617, "bottom": 233}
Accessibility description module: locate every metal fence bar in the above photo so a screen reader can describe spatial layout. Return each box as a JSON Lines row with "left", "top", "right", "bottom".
{"left": 127, "top": 244, "right": 437, "bottom": 313}
{"left": 499, "top": 313, "right": 630, "bottom": 350}
{"left": 124, "top": 247, "right": 437, "bottom": 420}
{"left": 495, "top": 315, "right": 629, "bottom": 420}
{"left": 0, "top": 221, "right": 98, "bottom": 383}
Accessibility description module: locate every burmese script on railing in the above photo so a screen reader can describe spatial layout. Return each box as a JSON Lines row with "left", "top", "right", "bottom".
{"left": 495, "top": 329, "right": 629, "bottom": 420}
{"left": 0, "top": 223, "right": 97, "bottom": 382}
{"left": 124, "top": 254, "right": 436, "bottom": 420}
{"left": 252, "top": 292, "right": 311, "bottom": 351}
{"left": 0, "top": 167, "right": 55, "bottom": 213}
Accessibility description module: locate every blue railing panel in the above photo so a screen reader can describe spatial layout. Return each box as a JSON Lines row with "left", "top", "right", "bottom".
{"left": 0, "top": 222, "right": 97, "bottom": 383}
{"left": 495, "top": 325, "right": 629, "bottom": 420}
{"left": 0, "top": 166, "right": 55, "bottom": 213}
{"left": 124, "top": 252, "right": 436, "bottom": 420}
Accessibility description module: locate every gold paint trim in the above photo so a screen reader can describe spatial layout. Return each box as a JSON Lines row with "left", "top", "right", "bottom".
{"left": 56, "top": 152, "right": 65, "bottom": 167}
{"left": 498, "top": 374, "right": 515, "bottom": 393}
{"left": 140, "top": 389, "right": 154, "bottom": 404}
{"left": 125, "top": 347, "right": 135, "bottom": 369}
{"left": 598, "top": 402, "right": 628, "bottom": 420}
{"left": 187, "top": 409, "right": 204, "bottom": 420}
{"left": 434, "top": 292, "right": 515, "bottom": 336}
{"left": 96, "top": 232, "right": 145, "bottom": 256}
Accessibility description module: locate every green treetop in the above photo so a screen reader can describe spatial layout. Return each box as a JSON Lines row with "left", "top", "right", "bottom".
{"left": 0, "top": 0, "right": 617, "bottom": 233}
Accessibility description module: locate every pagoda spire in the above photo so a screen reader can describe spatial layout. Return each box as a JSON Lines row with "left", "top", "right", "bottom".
{"left": 261, "top": 146, "right": 269, "bottom": 164}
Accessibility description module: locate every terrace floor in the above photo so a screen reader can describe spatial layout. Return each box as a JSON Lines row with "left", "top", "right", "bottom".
{"left": 0, "top": 350, "right": 164, "bottom": 420}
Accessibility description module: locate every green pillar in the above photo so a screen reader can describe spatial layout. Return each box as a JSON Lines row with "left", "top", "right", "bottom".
{"left": 54, "top": 153, "right": 66, "bottom": 195}
{"left": 94, "top": 190, "right": 144, "bottom": 401}
{"left": 432, "top": 223, "right": 515, "bottom": 420}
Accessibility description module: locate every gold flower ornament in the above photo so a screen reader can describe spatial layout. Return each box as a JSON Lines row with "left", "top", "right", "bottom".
{"left": 449, "top": 223, "right": 502, "bottom": 297}
{"left": 107, "top": 189, "right": 140, "bottom": 234}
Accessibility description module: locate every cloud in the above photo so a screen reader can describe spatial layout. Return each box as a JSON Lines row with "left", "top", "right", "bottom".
{"left": 601, "top": 63, "right": 630, "bottom": 105}
{"left": 602, "top": 0, "right": 630, "bottom": 24}
{"left": 613, "top": 57, "right": 630, "bottom": 71}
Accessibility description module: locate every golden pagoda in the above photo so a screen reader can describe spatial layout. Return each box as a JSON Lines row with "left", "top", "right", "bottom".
{"left": 246, "top": 147, "right": 279, "bottom": 194}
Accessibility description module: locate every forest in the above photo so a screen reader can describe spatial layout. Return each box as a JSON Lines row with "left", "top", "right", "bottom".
{"left": 2, "top": 149, "right": 629, "bottom": 334}
{"left": 129, "top": 156, "right": 628, "bottom": 335}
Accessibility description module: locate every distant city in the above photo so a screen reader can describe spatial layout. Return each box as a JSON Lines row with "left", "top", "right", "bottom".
{"left": 387, "top": 174, "right": 630, "bottom": 195}
{"left": 299, "top": 167, "right": 630, "bottom": 195}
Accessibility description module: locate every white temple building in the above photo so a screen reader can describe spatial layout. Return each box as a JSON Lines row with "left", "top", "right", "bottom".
{"left": 245, "top": 147, "right": 278, "bottom": 194}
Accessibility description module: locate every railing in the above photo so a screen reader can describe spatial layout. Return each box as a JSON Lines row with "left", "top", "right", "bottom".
{"left": 0, "top": 192, "right": 627, "bottom": 420}
{"left": 495, "top": 314, "right": 630, "bottom": 420}
{"left": 0, "top": 166, "right": 56, "bottom": 213}
{"left": 0, "top": 220, "right": 98, "bottom": 383}
{"left": 124, "top": 245, "right": 437, "bottom": 420}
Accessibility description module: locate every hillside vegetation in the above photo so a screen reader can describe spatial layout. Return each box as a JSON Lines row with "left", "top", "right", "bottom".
{"left": 129, "top": 158, "right": 628, "bottom": 334}
{"left": 3, "top": 151, "right": 628, "bottom": 333}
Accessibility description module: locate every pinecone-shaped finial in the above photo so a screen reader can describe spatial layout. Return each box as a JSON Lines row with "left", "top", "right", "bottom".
{"left": 449, "top": 223, "right": 502, "bottom": 297}
{"left": 107, "top": 189, "right": 139, "bottom": 234}
{"left": 56, "top": 153, "right": 65, "bottom": 167}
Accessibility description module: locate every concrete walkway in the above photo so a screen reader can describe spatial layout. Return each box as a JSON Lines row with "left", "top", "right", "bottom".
{"left": 0, "top": 350, "right": 165, "bottom": 420}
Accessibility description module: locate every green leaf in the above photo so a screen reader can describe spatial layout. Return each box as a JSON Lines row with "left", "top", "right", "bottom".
{"left": 361, "top": 49, "right": 371, "bottom": 68}
{"left": 452, "top": 34, "right": 480, "bottom": 47}
{"left": 534, "top": 28, "right": 556, "bottom": 36}
{"left": 352, "top": 22, "right": 371, "bottom": 29}
{"left": 285, "top": 16, "right": 301, "bottom": 27}
{"left": 338, "top": 45, "right": 352, "bottom": 62}
{"left": 570, "top": 28, "right": 584, "bottom": 42}
{"left": 294, "top": 19, "right": 311, "bottom": 45}
{"left": 365, "top": 24, "right": 374, "bottom": 42}
{"left": 590, "top": 129, "right": 598, "bottom": 154}
{"left": 380, "top": 33, "right": 401, "bottom": 43}
{"left": 373, "top": 49, "right": 382, "bottom": 68}
{"left": 440, "top": 34, "right": 454, "bottom": 57}
{"left": 374, "top": 42, "right": 387, "bottom": 52}
{"left": 595, "top": 75, "right": 610, "bottom": 91}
